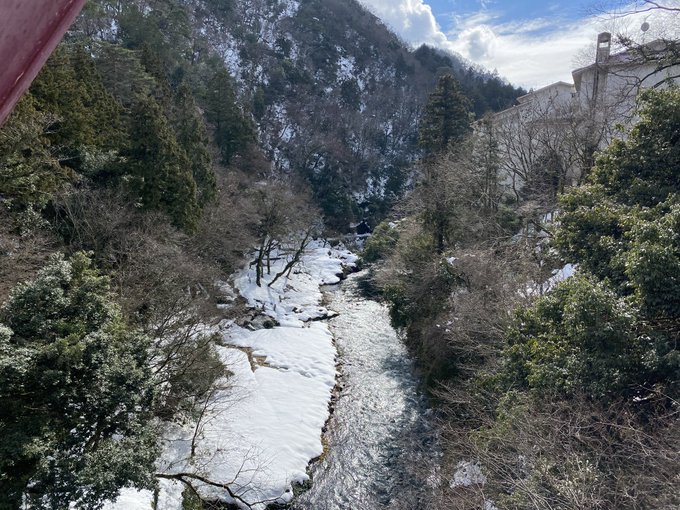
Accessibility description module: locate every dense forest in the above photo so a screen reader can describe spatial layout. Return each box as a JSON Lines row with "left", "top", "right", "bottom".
{"left": 3, "top": 0, "right": 678, "bottom": 508}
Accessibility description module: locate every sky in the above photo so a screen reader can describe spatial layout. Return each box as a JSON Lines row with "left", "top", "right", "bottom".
{"left": 358, "top": 0, "right": 680, "bottom": 89}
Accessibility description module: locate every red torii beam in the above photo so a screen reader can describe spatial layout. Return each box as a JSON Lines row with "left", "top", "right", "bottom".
{"left": 0, "top": 0, "right": 87, "bottom": 126}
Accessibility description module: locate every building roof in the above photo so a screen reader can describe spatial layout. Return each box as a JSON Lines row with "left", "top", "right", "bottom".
{"left": 572, "top": 38, "right": 676, "bottom": 89}
{"left": 517, "top": 81, "right": 574, "bottom": 104}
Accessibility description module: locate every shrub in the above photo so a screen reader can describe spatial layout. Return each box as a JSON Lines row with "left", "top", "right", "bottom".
{"left": 503, "top": 274, "right": 643, "bottom": 400}
{"left": 0, "top": 253, "right": 157, "bottom": 509}
{"left": 361, "top": 220, "right": 400, "bottom": 263}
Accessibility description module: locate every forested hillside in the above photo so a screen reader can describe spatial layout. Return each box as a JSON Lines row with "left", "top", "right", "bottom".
{"left": 189, "top": 0, "right": 523, "bottom": 226}
{"left": 72, "top": 0, "right": 523, "bottom": 229}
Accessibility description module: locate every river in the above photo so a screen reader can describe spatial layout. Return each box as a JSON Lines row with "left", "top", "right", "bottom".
{"left": 291, "top": 271, "right": 439, "bottom": 510}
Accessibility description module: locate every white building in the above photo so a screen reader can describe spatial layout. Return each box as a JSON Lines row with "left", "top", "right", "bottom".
{"left": 573, "top": 32, "right": 680, "bottom": 126}
{"left": 485, "top": 33, "right": 680, "bottom": 203}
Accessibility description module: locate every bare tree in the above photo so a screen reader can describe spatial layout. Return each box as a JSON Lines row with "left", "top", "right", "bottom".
{"left": 485, "top": 77, "right": 625, "bottom": 211}
{"left": 157, "top": 448, "right": 280, "bottom": 510}
{"left": 193, "top": 170, "right": 259, "bottom": 274}
{"left": 52, "top": 187, "right": 229, "bottom": 420}
{"left": 249, "top": 179, "right": 321, "bottom": 287}
{"left": 589, "top": 1, "right": 680, "bottom": 92}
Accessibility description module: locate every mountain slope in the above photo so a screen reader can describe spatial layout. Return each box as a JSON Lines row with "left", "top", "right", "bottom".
{"left": 193, "top": 0, "right": 524, "bottom": 228}
{"left": 75, "top": 0, "right": 523, "bottom": 230}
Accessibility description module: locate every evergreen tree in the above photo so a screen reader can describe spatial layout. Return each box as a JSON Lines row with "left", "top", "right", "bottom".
{"left": 252, "top": 86, "right": 266, "bottom": 121}
{"left": 69, "top": 44, "right": 126, "bottom": 150}
{"left": 0, "top": 96, "right": 65, "bottom": 212}
{"left": 118, "top": 1, "right": 192, "bottom": 71}
{"left": 0, "top": 253, "right": 157, "bottom": 509}
{"left": 203, "top": 67, "right": 255, "bottom": 165}
{"left": 172, "top": 83, "right": 216, "bottom": 207}
{"left": 556, "top": 88, "right": 680, "bottom": 289}
{"left": 140, "top": 43, "right": 173, "bottom": 109}
{"left": 31, "top": 43, "right": 124, "bottom": 155}
{"left": 94, "top": 43, "right": 155, "bottom": 108}
{"left": 418, "top": 74, "right": 472, "bottom": 155}
{"left": 125, "top": 97, "right": 200, "bottom": 231}
{"left": 417, "top": 75, "right": 474, "bottom": 252}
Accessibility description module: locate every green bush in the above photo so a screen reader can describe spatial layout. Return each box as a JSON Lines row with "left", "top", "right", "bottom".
{"left": 503, "top": 274, "right": 642, "bottom": 400}
{"left": 361, "top": 220, "right": 400, "bottom": 263}
{"left": 0, "top": 253, "right": 158, "bottom": 509}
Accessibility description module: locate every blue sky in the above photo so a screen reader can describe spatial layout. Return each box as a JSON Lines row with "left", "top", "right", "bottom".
{"left": 431, "top": 0, "right": 591, "bottom": 27}
{"left": 359, "top": 0, "right": 678, "bottom": 88}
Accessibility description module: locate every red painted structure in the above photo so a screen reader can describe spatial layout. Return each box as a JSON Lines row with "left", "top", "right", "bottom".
{"left": 0, "top": 0, "right": 87, "bottom": 126}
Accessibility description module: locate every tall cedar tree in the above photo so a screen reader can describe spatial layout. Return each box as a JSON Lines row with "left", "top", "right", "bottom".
{"left": 118, "top": 1, "right": 192, "bottom": 72}
{"left": 0, "top": 96, "right": 65, "bottom": 211}
{"left": 30, "top": 44, "right": 125, "bottom": 164}
{"left": 418, "top": 74, "right": 472, "bottom": 155}
{"left": 139, "top": 43, "right": 174, "bottom": 110}
{"left": 94, "top": 43, "right": 155, "bottom": 108}
{"left": 204, "top": 67, "right": 255, "bottom": 165}
{"left": 172, "top": 84, "right": 217, "bottom": 207}
{"left": 136, "top": 44, "right": 216, "bottom": 207}
{"left": 125, "top": 97, "right": 200, "bottom": 231}
{"left": 418, "top": 74, "right": 473, "bottom": 252}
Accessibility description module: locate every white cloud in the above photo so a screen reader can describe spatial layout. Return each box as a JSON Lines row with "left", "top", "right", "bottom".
{"left": 359, "top": 0, "right": 450, "bottom": 47}
{"left": 359, "top": 0, "right": 680, "bottom": 89}
{"left": 456, "top": 24, "right": 497, "bottom": 60}
{"left": 448, "top": 15, "right": 601, "bottom": 88}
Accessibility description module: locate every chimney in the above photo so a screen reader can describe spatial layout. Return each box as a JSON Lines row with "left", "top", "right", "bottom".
{"left": 596, "top": 32, "right": 611, "bottom": 63}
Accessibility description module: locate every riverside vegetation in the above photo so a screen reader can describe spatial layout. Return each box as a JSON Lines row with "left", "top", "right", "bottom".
{"left": 1, "top": 0, "right": 678, "bottom": 508}
{"left": 365, "top": 82, "right": 680, "bottom": 508}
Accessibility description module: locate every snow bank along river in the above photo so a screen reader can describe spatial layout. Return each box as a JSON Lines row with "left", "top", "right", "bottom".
{"left": 103, "top": 242, "right": 436, "bottom": 509}
{"left": 103, "top": 241, "right": 356, "bottom": 509}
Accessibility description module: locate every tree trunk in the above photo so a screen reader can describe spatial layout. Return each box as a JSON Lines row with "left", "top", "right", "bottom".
{"left": 268, "top": 233, "right": 311, "bottom": 287}
{"left": 255, "top": 237, "right": 266, "bottom": 287}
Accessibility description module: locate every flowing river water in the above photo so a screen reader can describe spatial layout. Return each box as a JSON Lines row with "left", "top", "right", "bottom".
{"left": 292, "top": 271, "right": 439, "bottom": 510}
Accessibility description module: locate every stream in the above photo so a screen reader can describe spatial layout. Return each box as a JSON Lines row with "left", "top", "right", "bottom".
{"left": 291, "top": 271, "right": 439, "bottom": 510}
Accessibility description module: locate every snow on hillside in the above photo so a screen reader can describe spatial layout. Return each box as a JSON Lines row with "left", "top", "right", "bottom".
{"left": 103, "top": 241, "right": 357, "bottom": 509}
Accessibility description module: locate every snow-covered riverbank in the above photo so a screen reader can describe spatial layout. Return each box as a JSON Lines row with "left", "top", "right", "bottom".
{"left": 104, "top": 241, "right": 357, "bottom": 510}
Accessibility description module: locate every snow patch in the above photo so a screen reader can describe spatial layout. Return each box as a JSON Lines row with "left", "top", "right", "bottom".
{"left": 337, "top": 56, "right": 356, "bottom": 82}
{"left": 450, "top": 461, "right": 487, "bottom": 488}
{"left": 103, "top": 241, "right": 357, "bottom": 510}
{"left": 234, "top": 241, "right": 357, "bottom": 327}
{"left": 102, "top": 489, "right": 155, "bottom": 510}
